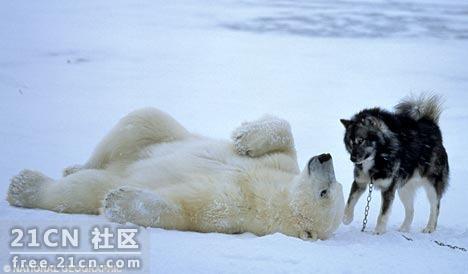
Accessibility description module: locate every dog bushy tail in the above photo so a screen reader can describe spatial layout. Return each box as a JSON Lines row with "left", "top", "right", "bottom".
{"left": 395, "top": 94, "right": 443, "bottom": 124}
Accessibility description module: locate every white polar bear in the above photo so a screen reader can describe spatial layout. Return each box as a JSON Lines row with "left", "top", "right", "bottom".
{"left": 7, "top": 108, "right": 344, "bottom": 240}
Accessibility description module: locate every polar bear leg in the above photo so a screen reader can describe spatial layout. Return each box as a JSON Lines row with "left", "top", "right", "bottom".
{"left": 103, "top": 186, "right": 243, "bottom": 233}
{"left": 103, "top": 187, "right": 187, "bottom": 229}
{"left": 8, "top": 169, "right": 120, "bottom": 214}
{"left": 78, "top": 108, "right": 190, "bottom": 171}
{"left": 231, "top": 115, "right": 296, "bottom": 157}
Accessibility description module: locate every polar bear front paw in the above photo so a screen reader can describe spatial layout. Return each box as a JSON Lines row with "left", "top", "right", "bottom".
{"left": 103, "top": 187, "right": 141, "bottom": 224}
{"left": 232, "top": 116, "right": 292, "bottom": 157}
{"left": 7, "top": 169, "right": 50, "bottom": 208}
{"left": 232, "top": 130, "right": 256, "bottom": 157}
{"left": 232, "top": 121, "right": 269, "bottom": 157}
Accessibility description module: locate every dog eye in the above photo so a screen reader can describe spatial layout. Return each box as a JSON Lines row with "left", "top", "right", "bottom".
{"left": 355, "top": 138, "right": 363, "bottom": 144}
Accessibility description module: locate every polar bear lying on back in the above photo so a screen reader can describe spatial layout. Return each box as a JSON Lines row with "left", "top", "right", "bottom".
{"left": 7, "top": 108, "right": 344, "bottom": 240}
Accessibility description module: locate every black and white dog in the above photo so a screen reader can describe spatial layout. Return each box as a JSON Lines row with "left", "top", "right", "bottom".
{"left": 340, "top": 95, "right": 449, "bottom": 234}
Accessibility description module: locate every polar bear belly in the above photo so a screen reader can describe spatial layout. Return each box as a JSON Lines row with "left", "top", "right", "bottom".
{"left": 123, "top": 138, "right": 244, "bottom": 190}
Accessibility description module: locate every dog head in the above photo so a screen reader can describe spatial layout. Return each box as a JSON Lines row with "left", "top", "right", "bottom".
{"left": 340, "top": 112, "right": 390, "bottom": 164}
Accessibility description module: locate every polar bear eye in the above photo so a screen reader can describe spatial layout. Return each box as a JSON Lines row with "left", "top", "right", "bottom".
{"left": 320, "top": 189, "right": 328, "bottom": 198}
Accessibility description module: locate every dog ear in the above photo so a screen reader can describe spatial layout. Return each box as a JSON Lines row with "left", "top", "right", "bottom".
{"left": 340, "top": 119, "right": 352, "bottom": 128}
{"left": 362, "top": 116, "right": 381, "bottom": 128}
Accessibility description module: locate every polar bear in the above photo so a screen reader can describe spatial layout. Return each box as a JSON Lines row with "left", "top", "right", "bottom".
{"left": 7, "top": 108, "right": 344, "bottom": 240}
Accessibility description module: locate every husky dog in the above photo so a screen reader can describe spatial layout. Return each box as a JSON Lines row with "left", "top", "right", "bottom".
{"left": 7, "top": 108, "right": 344, "bottom": 240}
{"left": 340, "top": 95, "right": 449, "bottom": 234}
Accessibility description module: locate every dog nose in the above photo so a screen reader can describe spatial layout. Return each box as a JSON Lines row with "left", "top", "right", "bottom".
{"left": 350, "top": 155, "right": 357, "bottom": 162}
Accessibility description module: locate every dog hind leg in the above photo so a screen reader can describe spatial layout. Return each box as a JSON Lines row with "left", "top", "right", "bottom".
{"left": 398, "top": 181, "right": 417, "bottom": 232}
{"left": 422, "top": 183, "right": 440, "bottom": 233}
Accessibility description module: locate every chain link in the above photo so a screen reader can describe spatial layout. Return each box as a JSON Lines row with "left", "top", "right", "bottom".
{"left": 403, "top": 235, "right": 466, "bottom": 252}
{"left": 361, "top": 180, "right": 374, "bottom": 232}
{"left": 434, "top": 240, "right": 467, "bottom": 252}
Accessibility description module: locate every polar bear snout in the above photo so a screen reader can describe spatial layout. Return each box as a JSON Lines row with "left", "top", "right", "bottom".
{"left": 308, "top": 153, "right": 332, "bottom": 171}
{"left": 308, "top": 153, "right": 336, "bottom": 182}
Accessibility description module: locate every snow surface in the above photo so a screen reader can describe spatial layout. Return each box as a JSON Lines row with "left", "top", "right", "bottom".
{"left": 1, "top": 0, "right": 468, "bottom": 273}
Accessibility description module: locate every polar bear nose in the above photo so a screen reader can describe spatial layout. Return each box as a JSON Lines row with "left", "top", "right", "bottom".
{"left": 317, "top": 153, "right": 332, "bottom": 164}
{"left": 308, "top": 153, "right": 336, "bottom": 182}
{"left": 308, "top": 154, "right": 332, "bottom": 171}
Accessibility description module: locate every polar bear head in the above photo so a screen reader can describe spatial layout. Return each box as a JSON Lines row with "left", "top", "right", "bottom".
{"left": 290, "top": 153, "right": 344, "bottom": 240}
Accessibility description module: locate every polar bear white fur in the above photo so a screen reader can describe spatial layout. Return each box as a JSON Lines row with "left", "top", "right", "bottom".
{"left": 7, "top": 108, "right": 344, "bottom": 240}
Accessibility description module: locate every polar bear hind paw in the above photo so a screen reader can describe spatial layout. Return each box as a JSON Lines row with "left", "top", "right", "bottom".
{"left": 103, "top": 186, "right": 165, "bottom": 226}
{"left": 7, "top": 169, "right": 50, "bottom": 208}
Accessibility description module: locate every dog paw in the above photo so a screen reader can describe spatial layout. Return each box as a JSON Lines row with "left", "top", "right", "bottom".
{"left": 63, "top": 165, "right": 83, "bottom": 177}
{"left": 342, "top": 211, "right": 354, "bottom": 225}
{"left": 398, "top": 225, "right": 411, "bottom": 233}
{"left": 422, "top": 225, "right": 436, "bottom": 233}
{"left": 7, "top": 169, "right": 50, "bottom": 208}
{"left": 373, "top": 225, "right": 387, "bottom": 235}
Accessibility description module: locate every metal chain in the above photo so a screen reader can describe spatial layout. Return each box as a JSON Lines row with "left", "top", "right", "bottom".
{"left": 402, "top": 235, "right": 466, "bottom": 252}
{"left": 434, "top": 240, "right": 467, "bottom": 252}
{"left": 361, "top": 180, "right": 374, "bottom": 232}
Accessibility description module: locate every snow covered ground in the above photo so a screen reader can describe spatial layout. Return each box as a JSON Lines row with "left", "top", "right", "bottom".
{"left": 1, "top": 0, "right": 468, "bottom": 273}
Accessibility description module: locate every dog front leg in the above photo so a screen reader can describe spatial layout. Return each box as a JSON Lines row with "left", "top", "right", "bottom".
{"left": 374, "top": 181, "right": 397, "bottom": 235}
{"left": 343, "top": 180, "right": 367, "bottom": 225}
